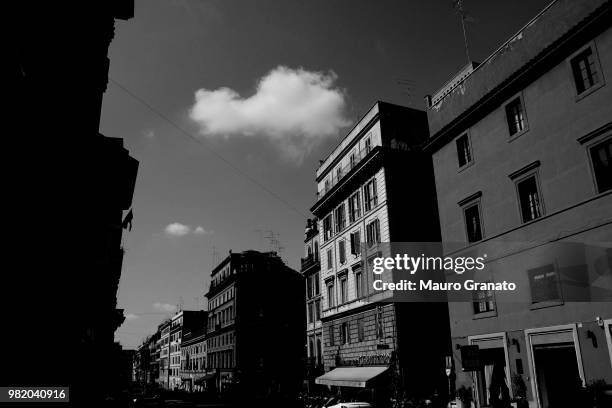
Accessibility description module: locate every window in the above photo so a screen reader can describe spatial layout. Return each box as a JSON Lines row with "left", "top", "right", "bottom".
{"left": 473, "top": 283, "right": 496, "bottom": 314}
{"left": 307, "top": 275, "right": 313, "bottom": 299}
{"left": 341, "top": 322, "right": 350, "bottom": 344}
{"left": 323, "top": 214, "right": 333, "bottom": 241}
{"left": 456, "top": 134, "right": 472, "bottom": 167}
{"left": 364, "top": 179, "right": 378, "bottom": 212}
{"left": 357, "top": 318, "right": 365, "bottom": 342}
{"left": 314, "top": 272, "right": 320, "bottom": 295}
{"left": 366, "top": 219, "right": 381, "bottom": 248}
{"left": 589, "top": 138, "right": 612, "bottom": 193}
{"left": 340, "top": 276, "right": 348, "bottom": 304}
{"left": 334, "top": 203, "right": 346, "bottom": 232}
{"left": 338, "top": 240, "right": 346, "bottom": 264}
{"left": 464, "top": 203, "right": 483, "bottom": 243}
{"left": 571, "top": 46, "right": 600, "bottom": 94}
{"left": 315, "top": 299, "right": 321, "bottom": 321}
{"left": 327, "top": 248, "right": 333, "bottom": 270}
{"left": 376, "top": 306, "right": 384, "bottom": 339}
{"left": 348, "top": 192, "right": 361, "bottom": 222}
{"left": 350, "top": 230, "right": 361, "bottom": 255}
{"left": 329, "top": 325, "right": 335, "bottom": 346}
{"left": 505, "top": 97, "right": 526, "bottom": 136}
{"left": 350, "top": 151, "right": 357, "bottom": 169}
{"left": 517, "top": 175, "right": 543, "bottom": 223}
{"left": 354, "top": 270, "right": 364, "bottom": 298}
{"left": 324, "top": 178, "right": 330, "bottom": 192}
{"left": 307, "top": 302, "right": 313, "bottom": 323}
{"left": 365, "top": 135, "right": 372, "bottom": 154}
{"left": 529, "top": 264, "right": 561, "bottom": 303}
{"left": 327, "top": 282, "right": 335, "bottom": 308}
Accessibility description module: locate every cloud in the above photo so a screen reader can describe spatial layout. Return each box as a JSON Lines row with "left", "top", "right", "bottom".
{"left": 143, "top": 130, "right": 155, "bottom": 139}
{"left": 164, "top": 223, "right": 212, "bottom": 237}
{"left": 189, "top": 66, "right": 350, "bottom": 161}
{"left": 153, "top": 303, "right": 177, "bottom": 313}
{"left": 125, "top": 313, "right": 139, "bottom": 320}
{"left": 193, "top": 226, "right": 211, "bottom": 235}
{"left": 164, "top": 222, "right": 192, "bottom": 237}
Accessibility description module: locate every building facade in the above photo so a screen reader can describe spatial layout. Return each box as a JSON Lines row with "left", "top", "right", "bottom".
{"left": 205, "top": 250, "right": 305, "bottom": 400}
{"left": 169, "top": 313, "right": 183, "bottom": 390}
{"left": 302, "top": 218, "right": 325, "bottom": 391}
{"left": 311, "top": 101, "right": 450, "bottom": 403}
{"left": 425, "top": 1, "right": 612, "bottom": 407}
{"left": 10, "top": 2, "right": 138, "bottom": 404}
{"left": 180, "top": 327, "right": 209, "bottom": 392}
{"left": 158, "top": 320, "right": 171, "bottom": 389}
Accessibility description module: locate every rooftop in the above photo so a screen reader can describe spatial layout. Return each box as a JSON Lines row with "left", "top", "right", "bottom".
{"left": 426, "top": 0, "right": 610, "bottom": 141}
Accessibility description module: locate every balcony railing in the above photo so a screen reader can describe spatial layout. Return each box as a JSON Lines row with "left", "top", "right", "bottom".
{"left": 301, "top": 254, "right": 319, "bottom": 270}
{"left": 317, "top": 146, "right": 372, "bottom": 200}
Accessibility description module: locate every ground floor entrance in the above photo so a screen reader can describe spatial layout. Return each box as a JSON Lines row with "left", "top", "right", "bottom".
{"left": 525, "top": 324, "right": 584, "bottom": 408}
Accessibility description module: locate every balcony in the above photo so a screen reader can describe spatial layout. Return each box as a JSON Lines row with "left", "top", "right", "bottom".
{"left": 317, "top": 146, "right": 372, "bottom": 200}
{"left": 301, "top": 254, "right": 320, "bottom": 271}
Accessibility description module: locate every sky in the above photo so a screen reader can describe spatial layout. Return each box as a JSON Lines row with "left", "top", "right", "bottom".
{"left": 101, "top": 0, "right": 552, "bottom": 349}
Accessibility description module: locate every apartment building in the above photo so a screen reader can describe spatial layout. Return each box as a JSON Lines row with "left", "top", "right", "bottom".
{"left": 180, "top": 324, "right": 208, "bottom": 392}
{"left": 158, "top": 320, "right": 171, "bottom": 389}
{"left": 424, "top": 1, "right": 612, "bottom": 407}
{"left": 169, "top": 313, "right": 183, "bottom": 389}
{"left": 205, "top": 250, "right": 305, "bottom": 399}
{"left": 311, "top": 101, "right": 450, "bottom": 402}
{"left": 301, "top": 218, "right": 324, "bottom": 391}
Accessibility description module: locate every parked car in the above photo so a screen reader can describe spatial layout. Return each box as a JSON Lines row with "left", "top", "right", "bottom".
{"left": 324, "top": 398, "right": 372, "bottom": 408}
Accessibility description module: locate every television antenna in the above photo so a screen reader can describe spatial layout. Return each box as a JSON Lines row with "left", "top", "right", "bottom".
{"left": 453, "top": 0, "right": 475, "bottom": 63}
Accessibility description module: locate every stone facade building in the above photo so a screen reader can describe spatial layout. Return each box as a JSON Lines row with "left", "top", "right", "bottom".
{"left": 311, "top": 101, "right": 450, "bottom": 402}
{"left": 302, "top": 218, "right": 325, "bottom": 391}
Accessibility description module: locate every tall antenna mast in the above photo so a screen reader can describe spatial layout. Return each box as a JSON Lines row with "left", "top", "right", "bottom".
{"left": 454, "top": 0, "right": 471, "bottom": 63}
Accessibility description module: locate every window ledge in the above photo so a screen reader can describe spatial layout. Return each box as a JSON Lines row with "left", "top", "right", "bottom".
{"left": 507, "top": 127, "right": 530, "bottom": 143}
{"left": 457, "top": 160, "right": 474, "bottom": 174}
{"left": 575, "top": 81, "right": 605, "bottom": 103}
{"left": 529, "top": 300, "right": 564, "bottom": 310}
{"left": 472, "top": 310, "right": 497, "bottom": 320}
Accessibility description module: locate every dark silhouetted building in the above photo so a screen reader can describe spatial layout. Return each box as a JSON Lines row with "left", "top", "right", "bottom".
{"left": 9, "top": 2, "right": 139, "bottom": 404}
{"left": 205, "top": 250, "right": 305, "bottom": 400}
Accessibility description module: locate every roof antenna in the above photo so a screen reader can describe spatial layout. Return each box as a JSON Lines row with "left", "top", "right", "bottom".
{"left": 453, "top": 0, "right": 474, "bottom": 63}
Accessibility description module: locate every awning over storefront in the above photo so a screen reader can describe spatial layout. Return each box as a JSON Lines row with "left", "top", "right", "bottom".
{"left": 315, "top": 366, "right": 388, "bottom": 388}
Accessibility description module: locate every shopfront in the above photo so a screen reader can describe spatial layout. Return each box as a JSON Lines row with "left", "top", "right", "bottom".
{"left": 315, "top": 351, "right": 394, "bottom": 404}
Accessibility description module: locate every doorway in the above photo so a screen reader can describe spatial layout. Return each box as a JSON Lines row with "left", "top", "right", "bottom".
{"left": 525, "top": 324, "right": 585, "bottom": 408}
{"left": 474, "top": 347, "right": 510, "bottom": 407}
{"left": 533, "top": 343, "right": 582, "bottom": 408}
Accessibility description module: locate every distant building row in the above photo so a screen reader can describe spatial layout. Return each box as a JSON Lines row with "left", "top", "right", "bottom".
{"left": 133, "top": 250, "right": 304, "bottom": 400}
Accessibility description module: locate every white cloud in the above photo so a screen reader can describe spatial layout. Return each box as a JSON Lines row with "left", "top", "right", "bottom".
{"left": 164, "top": 222, "right": 191, "bottom": 237}
{"left": 153, "top": 303, "right": 177, "bottom": 313}
{"left": 164, "top": 223, "right": 212, "bottom": 237}
{"left": 193, "top": 226, "right": 211, "bottom": 235}
{"left": 143, "top": 130, "right": 155, "bottom": 139}
{"left": 189, "top": 66, "right": 350, "bottom": 161}
{"left": 125, "top": 313, "right": 139, "bottom": 320}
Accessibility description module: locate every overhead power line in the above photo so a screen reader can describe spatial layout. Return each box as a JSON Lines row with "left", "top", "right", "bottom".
{"left": 108, "top": 77, "right": 309, "bottom": 219}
